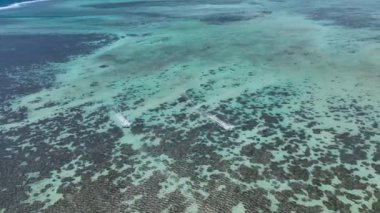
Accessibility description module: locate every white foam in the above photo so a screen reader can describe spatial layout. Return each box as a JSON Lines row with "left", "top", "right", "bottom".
{"left": 0, "top": 0, "right": 50, "bottom": 11}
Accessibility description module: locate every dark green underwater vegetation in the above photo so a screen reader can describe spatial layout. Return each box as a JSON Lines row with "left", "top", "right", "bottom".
{"left": 0, "top": 0, "right": 379, "bottom": 212}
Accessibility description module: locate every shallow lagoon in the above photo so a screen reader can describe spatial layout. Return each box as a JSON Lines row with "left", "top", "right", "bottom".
{"left": 0, "top": 0, "right": 379, "bottom": 212}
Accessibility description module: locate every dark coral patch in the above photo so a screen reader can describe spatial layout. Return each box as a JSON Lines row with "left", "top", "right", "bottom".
{"left": 0, "top": 34, "right": 117, "bottom": 103}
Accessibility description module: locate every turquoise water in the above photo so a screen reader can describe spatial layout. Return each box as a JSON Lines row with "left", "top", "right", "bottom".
{"left": 0, "top": 0, "right": 379, "bottom": 212}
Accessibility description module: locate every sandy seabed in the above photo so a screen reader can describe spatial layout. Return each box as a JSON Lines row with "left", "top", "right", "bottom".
{"left": 0, "top": 0, "right": 379, "bottom": 212}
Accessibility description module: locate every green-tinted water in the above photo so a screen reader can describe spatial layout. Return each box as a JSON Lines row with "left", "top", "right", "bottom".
{"left": 0, "top": 0, "right": 379, "bottom": 212}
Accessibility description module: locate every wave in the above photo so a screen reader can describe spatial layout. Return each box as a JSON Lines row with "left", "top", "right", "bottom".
{"left": 0, "top": 0, "right": 50, "bottom": 11}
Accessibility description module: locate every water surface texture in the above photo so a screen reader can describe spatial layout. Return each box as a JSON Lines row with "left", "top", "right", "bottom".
{"left": 0, "top": 0, "right": 380, "bottom": 212}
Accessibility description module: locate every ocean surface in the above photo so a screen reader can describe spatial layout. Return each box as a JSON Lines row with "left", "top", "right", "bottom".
{"left": 0, "top": 0, "right": 379, "bottom": 212}
{"left": 0, "top": 0, "right": 30, "bottom": 7}
{"left": 0, "top": 0, "right": 40, "bottom": 9}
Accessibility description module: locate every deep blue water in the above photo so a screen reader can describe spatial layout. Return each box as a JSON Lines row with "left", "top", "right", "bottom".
{"left": 0, "top": 0, "right": 36, "bottom": 7}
